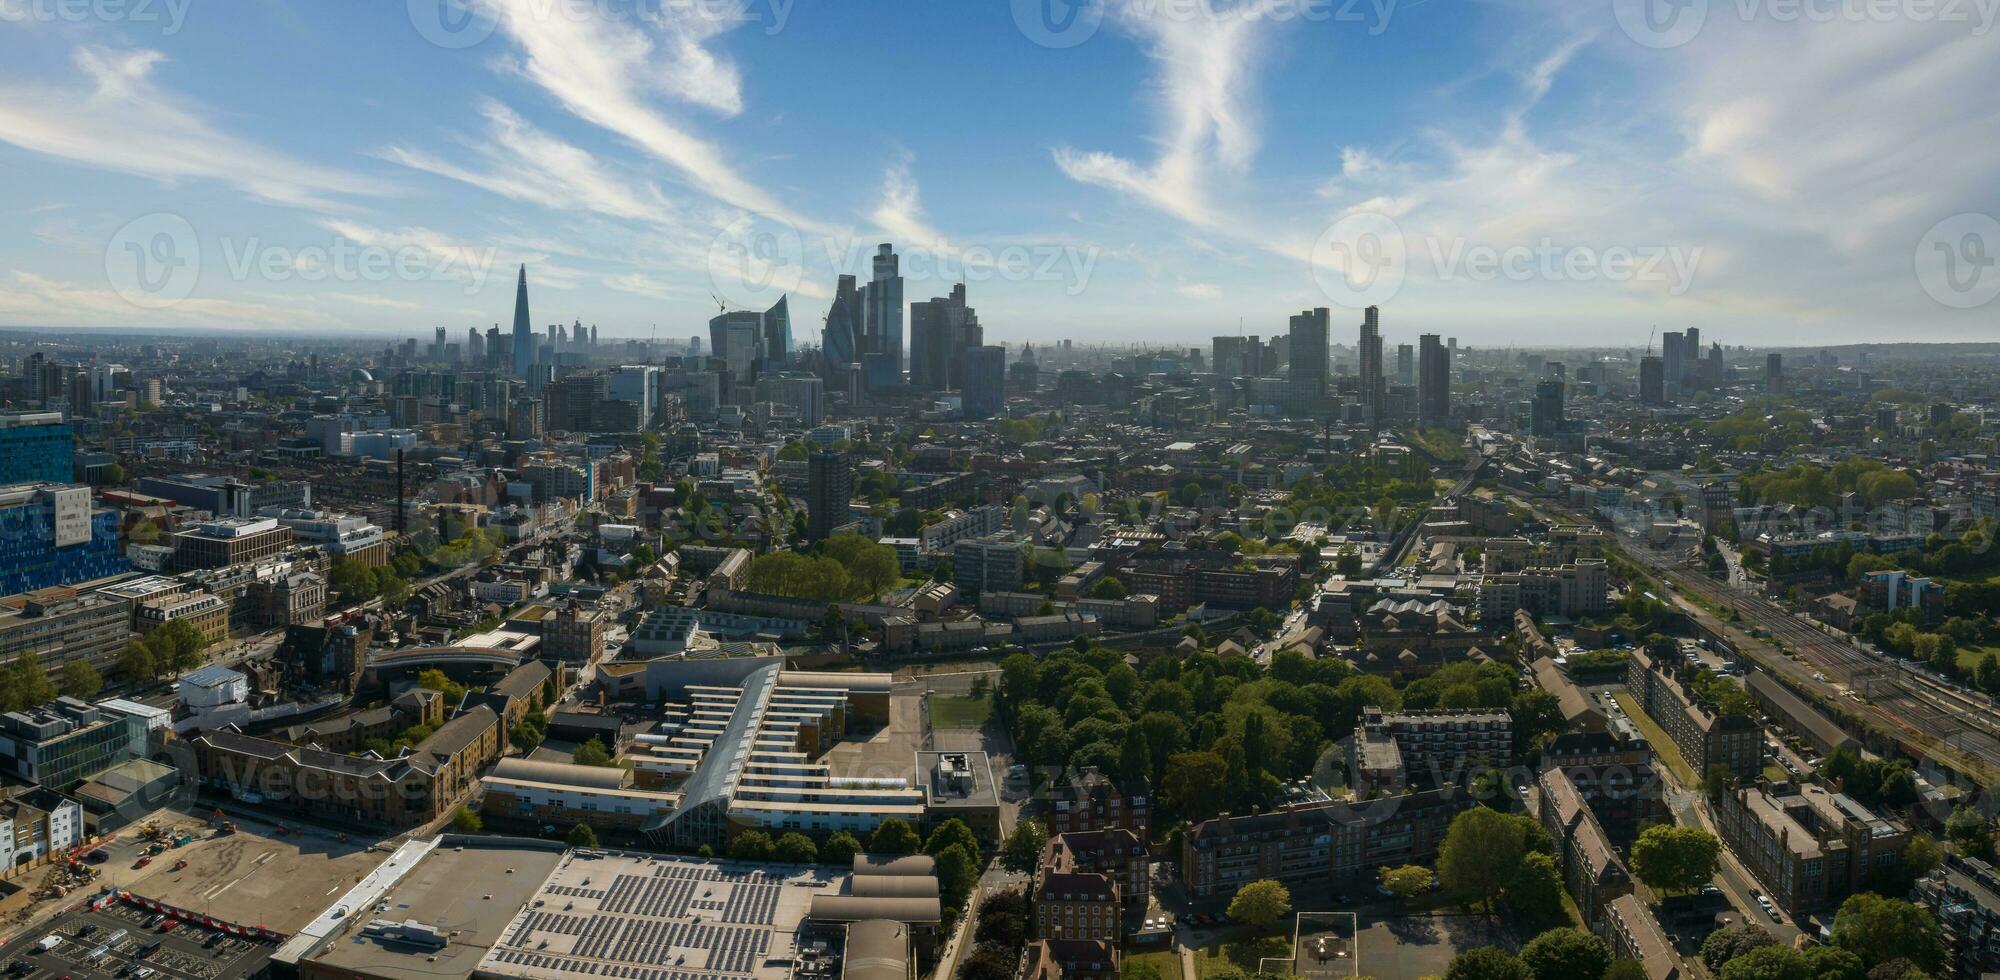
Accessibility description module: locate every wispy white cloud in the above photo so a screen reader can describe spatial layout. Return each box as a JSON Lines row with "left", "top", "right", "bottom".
{"left": 1053, "top": 0, "right": 1282, "bottom": 228}
{"left": 382, "top": 100, "right": 679, "bottom": 224}
{"left": 0, "top": 270, "right": 331, "bottom": 328}
{"left": 481, "top": 0, "right": 815, "bottom": 230}
{"left": 0, "top": 47, "right": 387, "bottom": 210}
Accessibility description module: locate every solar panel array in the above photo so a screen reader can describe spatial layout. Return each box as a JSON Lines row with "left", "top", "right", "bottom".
{"left": 493, "top": 862, "right": 785, "bottom": 979}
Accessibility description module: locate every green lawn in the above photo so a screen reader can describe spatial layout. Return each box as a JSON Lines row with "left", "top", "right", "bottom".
{"left": 930, "top": 694, "right": 994, "bottom": 729}
{"left": 1194, "top": 934, "right": 1291, "bottom": 978}
{"left": 1125, "top": 950, "right": 1186, "bottom": 980}
{"left": 1957, "top": 645, "right": 1997, "bottom": 673}
{"left": 1611, "top": 691, "right": 1699, "bottom": 787}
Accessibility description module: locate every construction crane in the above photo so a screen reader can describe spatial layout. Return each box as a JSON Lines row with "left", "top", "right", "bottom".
{"left": 1646, "top": 326, "right": 1656, "bottom": 356}
{"left": 709, "top": 291, "right": 729, "bottom": 315}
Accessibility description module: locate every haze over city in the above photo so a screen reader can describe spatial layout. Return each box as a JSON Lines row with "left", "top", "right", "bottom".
{"left": 0, "top": 0, "right": 1996, "bottom": 344}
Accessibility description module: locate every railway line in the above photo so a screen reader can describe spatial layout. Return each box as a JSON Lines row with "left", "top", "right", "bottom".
{"left": 1627, "top": 542, "right": 2000, "bottom": 777}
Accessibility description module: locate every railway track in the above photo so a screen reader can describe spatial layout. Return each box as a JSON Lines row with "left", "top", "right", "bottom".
{"left": 1632, "top": 545, "right": 2000, "bottom": 775}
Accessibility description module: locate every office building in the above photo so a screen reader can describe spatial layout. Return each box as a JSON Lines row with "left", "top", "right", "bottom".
{"left": 139, "top": 472, "right": 311, "bottom": 518}
{"left": 761, "top": 295, "right": 791, "bottom": 368}
{"left": 1288, "top": 307, "right": 1330, "bottom": 409}
{"left": 1418, "top": 333, "right": 1450, "bottom": 423}
{"left": 822, "top": 274, "right": 862, "bottom": 381}
{"left": 1531, "top": 377, "right": 1565, "bottom": 437}
{"left": 168, "top": 517, "right": 294, "bottom": 572}
{"left": 1639, "top": 356, "right": 1665, "bottom": 405}
{"left": 1396, "top": 343, "right": 1414, "bottom": 386}
{"left": 0, "top": 697, "right": 148, "bottom": 790}
{"left": 1660, "top": 331, "right": 1686, "bottom": 392}
{"left": 1356, "top": 306, "right": 1385, "bottom": 420}
{"left": 511, "top": 265, "right": 535, "bottom": 376}
{"left": 0, "top": 413, "right": 73, "bottom": 485}
{"left": 0, "top": 483, "right": 126, "bottom": 596}
{"left": 709, "top": 310, "right": 765, "bottom": 380}
{"left": 806, "top": 451, "right": 853, "bottom": 543}
{"left": 861, "top": 243, "right": 904, "bottom": 371}
{"left": 962, "top": 345, "right": 1006, "bottom": 419}
{"left": 754, "top": 372, "right": 826, "bottom": 427}
{"left": 0, "top": 592, "right": 132, "bottom": 673}
{"left": 605, "top": 365, "right": 661, "bottom": 429}
{"left": 909, "top": 283, "right": 981, "bottom": 392}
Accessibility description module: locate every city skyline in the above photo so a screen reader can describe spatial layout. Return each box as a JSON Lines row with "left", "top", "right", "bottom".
{"left": 0, "top": 2, "right": 1995, "bottom": 344}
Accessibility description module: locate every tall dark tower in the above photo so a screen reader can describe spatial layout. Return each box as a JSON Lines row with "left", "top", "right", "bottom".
{"left": 511, "top": 265, "right": 535, "bottom": 377}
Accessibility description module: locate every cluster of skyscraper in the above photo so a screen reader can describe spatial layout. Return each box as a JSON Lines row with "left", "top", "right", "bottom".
{"left": 813, "top": 244, "right": 1006, "bottom": 418}
{"left": 1639, "top": 327, "right": 1728, "bottom": 406}
{"left": 1218, "top": 306, "right": 1452, "bottom": 425}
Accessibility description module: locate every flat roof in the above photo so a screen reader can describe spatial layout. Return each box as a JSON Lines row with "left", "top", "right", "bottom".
{"left": 475, "top": 851, "right": 840, "bottom": 980}
{"left": 301, "top": 840, "right": 564, "bottom": 980}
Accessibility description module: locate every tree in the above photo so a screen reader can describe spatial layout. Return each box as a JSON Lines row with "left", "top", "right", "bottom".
{"left": 1519, "top": 927, "right": 1612, "bottom": 980}
{"left": 924, "top": 819, "right": 979, "bottom": 861}
{"left": 1444, "top": 948, "right": 1532, "bottom": 980}
{"left": 1945, "top": 804, "right": 1993, "bottom": 859}
{"left": 935, "top": 844, "right": 980, "bottom": 912}
{"left": 868, "top": 818, "right": 921, "bottom": 855}
{"left": 1630, "top": 824, "right": 1722, "bottom": 896}
{"left": 451, "top": 806, "right": 483, "bottom": 833}
{"left": 58, "top": 661, "right": 102, "bottom": 700}
{"left": 1162, "top": 751, "right": 1228, "bottom": 821}
{"left": 1377, "top": 865, "right": 1435, "bottom": 902}
{"left": 774, "top": 832, "right": 817, "bottom": 864}
{"left": 1437, "top": 807, "right": 1530, "bottom": 911}
{"left": 118, "top": 639, "right": 158, "bottom": 683}
{"left": 1088, "top": 576, "right": 1128, "bottom": 600}
{"left": 1001, "top": 820, "right": 1049, "bottom": 873}
{"left": 8, "top": 652, "right": 56, "bottom": 708}
{"left": 509, "top": 722, "right": 544, "bottom": 753}
{"left": 1335, "top": 547, "right": 1363, "bottom": 578}
{"left": 1719, "top": 945, "right": 1814, "bottom": 980}
{"left": 1117, "top": 727, "right": 1152, "bottom": 787}
{"left": 571, "top": 737, "right": 615, "bottom": 767}
{"left": 565, "top": 824, "right": 598, "bottom": 848}
{"left": 1703, "top": 925, "right": 1778, "bottom": 971}
{"left": 1503, "top": 852, "right": 1567, "bottom": 928}
{"left": 1831, "top": 894, "right": 1942, "bottom": 973}
{"left": 821, "top": 831, "right": 861, "bottom": 867}
{"left": 730, "top": 830, "right": 775, "bottom": 861}
{"left": 1225, "top": 879, "right": 1292, "bottom": 934}
{"left": 1604, "top": 962, "right": 1650, "bottom": 980}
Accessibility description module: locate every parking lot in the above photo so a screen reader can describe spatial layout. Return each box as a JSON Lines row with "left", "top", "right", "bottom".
{"left": 4, "top": 902, "right": 273, "bottom": 980}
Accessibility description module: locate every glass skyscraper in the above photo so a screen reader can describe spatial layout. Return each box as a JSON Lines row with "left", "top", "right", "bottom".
{"left": 0, "top": 413, "right": 73, "bottom": 485}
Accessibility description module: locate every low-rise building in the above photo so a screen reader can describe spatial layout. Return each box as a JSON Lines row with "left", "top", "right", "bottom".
{"left": 1626, "top": 648, "right": 1760, "bottom": 782}
{"left": 1712, "top": 782, "right": 1909, "bottom": 918}
{"left": 1181, "top": 787, "right": 1474, "bottom": 899}
{"left": 1597, "top": 893, "right": 1680, "bottom": 980}
{"left": 1537, "top": 766, "right": 1633, "bottom": 925}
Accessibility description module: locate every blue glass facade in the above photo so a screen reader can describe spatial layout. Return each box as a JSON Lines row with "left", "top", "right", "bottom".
{"left": 0, "top": 420, "right": 73, "bottom": 485}
{"left": 0, "top": 499, "right": 126, "bottom": 596}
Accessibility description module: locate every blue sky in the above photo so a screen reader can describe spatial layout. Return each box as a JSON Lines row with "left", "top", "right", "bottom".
{"left": 0, "top": 0, "right": 1996, "bottom": 346}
